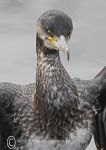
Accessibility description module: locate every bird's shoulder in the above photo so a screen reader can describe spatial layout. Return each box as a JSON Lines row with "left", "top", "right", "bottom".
{"left": 0, "top": 82, "right": 35, "bottom": 149}
{"left": 0, "top": 82, "right": 35, "bottom": 108}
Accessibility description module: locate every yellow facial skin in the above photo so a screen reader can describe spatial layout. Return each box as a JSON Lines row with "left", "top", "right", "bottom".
{"left": 47, "top": 31, "right": 70, "bottom": 61}
{"left": 47, "top": 32, "right": 59, "bottom": 49}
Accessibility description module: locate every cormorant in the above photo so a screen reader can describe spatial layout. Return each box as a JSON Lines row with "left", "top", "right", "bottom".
{"left": 0, "top": 10, "right": 105, "bottom": 150}
{"left": 91, "top": 67, "right": 106, "bottom": 150}
{"left": 74, "top": 66, "right": 106, "bottom": 150}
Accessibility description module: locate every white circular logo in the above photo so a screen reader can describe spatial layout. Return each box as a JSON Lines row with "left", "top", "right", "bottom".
{"left": 7, "top": 136, "right": 16, "bottom": 149}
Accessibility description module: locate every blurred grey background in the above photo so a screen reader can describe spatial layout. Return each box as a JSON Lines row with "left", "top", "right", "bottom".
{"left": 0, "top": 0, "right": 106, "bottom": 84}
{"left": 0, "top": 1, "right": 106, "bottom": 149}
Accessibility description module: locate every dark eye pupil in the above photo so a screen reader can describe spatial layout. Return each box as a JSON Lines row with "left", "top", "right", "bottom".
{"left": 48, "top": 30, "right": 51, "bottom": 35}
{"left": 48, "top": 30, "right": 54, "bottom": 37}
{"left": 48, "top": 31, "right": 51, "bottom": 35}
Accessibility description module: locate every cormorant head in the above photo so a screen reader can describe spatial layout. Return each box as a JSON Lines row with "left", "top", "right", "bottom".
{"left": 37, "top": 10, "right": 73, "bottom": 61}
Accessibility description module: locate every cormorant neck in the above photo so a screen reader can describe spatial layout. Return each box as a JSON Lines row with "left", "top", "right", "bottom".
{"left": 36, "top": 34, "right": 60, "bottom": 62}
{"left": 35, "top": 33, "right": 62, "bottom": 102}
{"left": 33, "top": 34, "right": 79, "bottom": 140}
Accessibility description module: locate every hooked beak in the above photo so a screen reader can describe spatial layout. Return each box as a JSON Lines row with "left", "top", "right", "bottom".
{"left": 48, "top": 35, "right": 70, "bottom": 61}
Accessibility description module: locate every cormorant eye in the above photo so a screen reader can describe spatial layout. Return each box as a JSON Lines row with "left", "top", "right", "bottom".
{"left": 48, "top": 30, "right": 54, "bottom": 37}
{"left": 48, "top": 30, "right": 51, "bottom": 35}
